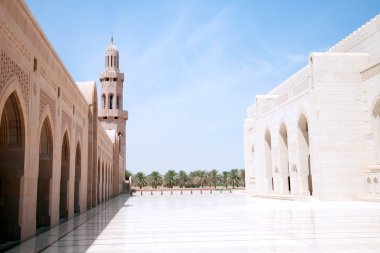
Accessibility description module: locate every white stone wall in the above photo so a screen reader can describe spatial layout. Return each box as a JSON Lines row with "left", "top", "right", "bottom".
{"left": 244, "top": 14, "right": 380, "bottom": 200}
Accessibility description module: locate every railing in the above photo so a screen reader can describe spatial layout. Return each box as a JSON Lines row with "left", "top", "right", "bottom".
{"left": 133, "top": 188, "right": 245, "bottom": 196}
{"left": 98, "top": 109, "right": 128, "bottom": 118}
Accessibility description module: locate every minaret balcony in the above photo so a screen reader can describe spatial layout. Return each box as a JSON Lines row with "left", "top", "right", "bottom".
{"left": 98, "top": 109, "right": 128, "bottom": 120}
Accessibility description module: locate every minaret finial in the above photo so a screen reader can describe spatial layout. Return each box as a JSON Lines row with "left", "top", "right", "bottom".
{"left": 111, "top": 32, "right": 114, "bottom": 44}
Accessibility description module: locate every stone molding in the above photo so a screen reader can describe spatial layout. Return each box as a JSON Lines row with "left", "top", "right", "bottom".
{"left": 361, "top": 62, "right": 380, "bottom": 81}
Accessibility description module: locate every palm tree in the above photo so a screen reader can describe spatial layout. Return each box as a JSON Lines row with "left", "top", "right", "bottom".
{"left": 198, "top": 170, "right": 208, "bottom": 188}
{"left": 222, "top": 171, "right": 229, "bottom": 189}
{"left": 148, "top": 171, "right": 162, "bottom": 189}
{"left": 189, "top": 170, "right": 201, "bottom": 187}
{"left": 239, "top": 169, "right": 245, "bottom": 187}
{"left": 208, "top": 169, "right": 219, "bottom": 188}
{"left": 177, "top": 170, "right": 188, "bottom": 188}
{"left": 164, "top": 170, "right": 177, "bottom": 188}
{"left": 134, "top": 172, "right": 147, "bottom": 189}
{"left": 229, "top": 169, "right": 240, "bottom": 189}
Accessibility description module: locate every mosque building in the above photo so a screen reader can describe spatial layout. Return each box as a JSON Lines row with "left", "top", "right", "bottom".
{"left": 244, "top": 14, "right": 380, "bottom": 201}
{"left": 0, "top": 0, "right": 128, "bottom": 242}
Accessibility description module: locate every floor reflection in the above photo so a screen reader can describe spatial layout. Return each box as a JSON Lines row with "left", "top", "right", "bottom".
{"left": 7, "top": 192, "right": 380, "bottom": 253}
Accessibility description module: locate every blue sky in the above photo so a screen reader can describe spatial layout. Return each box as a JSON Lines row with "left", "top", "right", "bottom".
{"left": 25, "top": 0, "right": 380, "bottom": 174}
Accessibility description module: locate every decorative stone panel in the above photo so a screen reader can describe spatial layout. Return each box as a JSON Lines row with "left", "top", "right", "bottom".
{"left": 0, "top": 51, "right": 29, "bottom": 114}
{"left": 62, "top": 110, "right": 71, "bottom": 133}
{"left": 39, "top": 88, "right": 55, "bottom": 124}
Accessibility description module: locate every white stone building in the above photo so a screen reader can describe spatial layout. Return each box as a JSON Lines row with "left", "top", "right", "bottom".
{"left": 243, "top": 14, "right": 380, "bottom": 201}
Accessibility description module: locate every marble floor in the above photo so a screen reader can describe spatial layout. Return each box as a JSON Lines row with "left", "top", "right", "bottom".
{"left": 7, "top": 191, "right": 380, "bottom": 253}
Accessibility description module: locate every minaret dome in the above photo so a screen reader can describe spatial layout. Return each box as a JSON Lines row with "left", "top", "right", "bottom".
{"left": 105, "top": 36, "right": 119, "bottom": 69}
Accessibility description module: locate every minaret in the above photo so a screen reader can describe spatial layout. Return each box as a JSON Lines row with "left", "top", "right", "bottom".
{"left": 98, "top": 37, "right": 128, "bottom": 190}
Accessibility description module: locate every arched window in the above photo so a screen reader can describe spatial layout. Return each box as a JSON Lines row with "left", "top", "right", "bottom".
{"left": 109, "top": 94, "right": 114, "bottom": 109}
{"left": 116, "top": 96, "right": 119, "bottom": 109}
{"left": 101, "top": 94, "right": 106, "bottom": 109}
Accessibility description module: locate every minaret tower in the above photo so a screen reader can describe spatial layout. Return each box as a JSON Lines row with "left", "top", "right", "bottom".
{"left": 98, "top": 36, "right": 128, "bottom": 185}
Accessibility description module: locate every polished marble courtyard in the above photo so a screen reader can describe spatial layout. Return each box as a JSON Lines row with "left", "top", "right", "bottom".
{"left": 7, "top": 191, "right": 380, "bottom": 253}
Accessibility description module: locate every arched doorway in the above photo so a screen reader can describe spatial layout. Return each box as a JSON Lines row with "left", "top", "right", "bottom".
{"left": 0, "top": 92, "right": 25, "bottom": 241}
{"left": 104, "top": 165, "right": 107, "bottom": 201}
{"left": 74, "top": 143, "right": 81, "bottom": 213}
{"left": 37, "top": 118, "right": 53, "bottom": 228}
{"left": 106, "top": 166, "right": 110, "bottom": 200}
{"left": 97, "top": 160, "right": 101, "bottom": 204}
{"left": 59, "top": 132, "right": 70, "bottom": 219}
{"left": 97, "top": 159, "right": 100, "bottom": 205}
{"left": 279, "top": 123, "right": 290, "bottom": 194}
{"left": 264, "top": 129, "right": 273, "bottom": 192}
{"left": 101, "top": 163, "right": 105, "bottom": 202}
{"left": 372, "top": 98, "right": 380, "bottom": 168}
{"left": 298, "top": 114, "right": 312, "bottom": 195}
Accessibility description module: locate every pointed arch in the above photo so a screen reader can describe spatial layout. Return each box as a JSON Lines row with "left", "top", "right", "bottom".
{"left": 0, "top": 78, "right": 28, "bottom": 127}
{"left": 74, "top": 141, "right": 81, "bottom": 213}
{"left": 101, "top": 93, "right": 106, "bottom": 109}
{"left": 37, "top": 116, "right": 54, "bottom": 228}
{"left": 298, "top": 113, "right": 312, "bottom": 195}
{"left": 101, "top": 161, "right": 105, "bottom": 202}
{"left": 371, "top": 95, "right": 380, "bottom": 164}
{"left": 278, "top": 122, "right": 290, "bottom": 194}
{"left": 0, "top": 91, "right": 26, "bottom": 241}
{"left": 109, "top": 93, "right": 114, "bottom": 109}
{"left": 59, "top": 131, "right": 70, "bottom": 219}
{"left": 97, "top": 158, "right": 101, "bottom": 205}
{"left": 264, "top": 128, "right": 273, "bottom": 192}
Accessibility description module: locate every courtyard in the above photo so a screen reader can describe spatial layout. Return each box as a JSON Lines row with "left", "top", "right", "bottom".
{"left": 6, "top": 192, "right": 380, "bottom": 253}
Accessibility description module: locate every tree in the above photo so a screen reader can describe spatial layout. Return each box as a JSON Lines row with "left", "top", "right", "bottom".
{"left": 177, "top": 170, "right": 188, "bottom": 188}
{"left": 239, "top": 169, "right": 245, "bottom": 187}
{"left": 164, "top": 170, "right": 177, "bottom": 188}
{"left": 148, "top": 171, "right": 162, "bottom": 189}
{"left": 229, "top": 169, "right": 240, "bottom": 189}
{"left": 222, "top": 171, "right": 229, "bottom": 188}
{"left": 208, "top": 169, "right": 219, "bottom": 188}
{"left": 125, "top": 170, "right": 132, "bottom": 180}
{"left": 134, "top": 172, "right": 147, "bottom": 189}
{"left": 198, "top": 170, "right": 208, "bottom": 188}
{"left": 189, "top": 170, "right": 201, "bottom": 187}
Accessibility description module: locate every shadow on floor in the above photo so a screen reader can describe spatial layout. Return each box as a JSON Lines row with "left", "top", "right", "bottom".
{"left": 6, "top": 194, "right": 131, "bottom": 253}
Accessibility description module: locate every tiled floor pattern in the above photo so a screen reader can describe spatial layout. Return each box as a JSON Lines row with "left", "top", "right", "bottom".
{"left": 7, "top": 191, "right": 380, "bottom": 253}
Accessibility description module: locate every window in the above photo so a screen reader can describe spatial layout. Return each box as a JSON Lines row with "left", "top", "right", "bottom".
{"left": 33, "top": 58, "right": 38, "bottom": 72}
{"left": 109, "top": 94, "right": 114, "bottom": 109}
{"left": 102, "top": 94, "right": 106, "bottom": 109}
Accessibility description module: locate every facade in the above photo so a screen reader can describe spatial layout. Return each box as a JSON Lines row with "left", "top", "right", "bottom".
{"left": 0, "top": 0, "right": 127, "bottom": 243}
{"left": 244, "top": 14, "right": 380, "bottom": 201}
